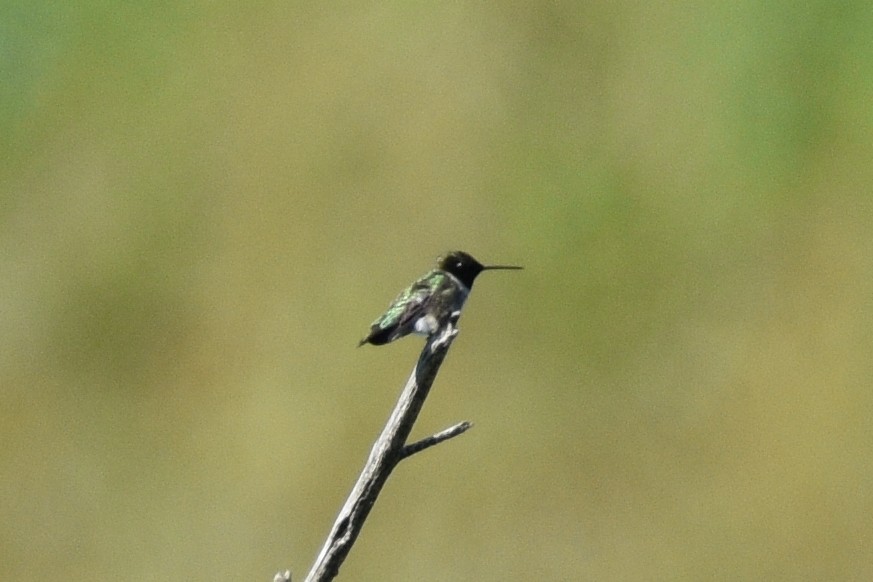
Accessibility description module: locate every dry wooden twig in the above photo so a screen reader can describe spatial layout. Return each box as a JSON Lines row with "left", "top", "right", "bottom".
{"left": 277, "top": 318, "right": 470, "bottom": 582}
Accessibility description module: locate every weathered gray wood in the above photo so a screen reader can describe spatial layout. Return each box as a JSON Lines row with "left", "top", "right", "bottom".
{"left": 296, "top": 321, "right": 469, "bottom": 582}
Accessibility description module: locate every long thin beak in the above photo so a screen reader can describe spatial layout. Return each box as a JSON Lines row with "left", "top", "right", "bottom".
{"left": 482, "top": 265, "right": 523, "bottom": 271}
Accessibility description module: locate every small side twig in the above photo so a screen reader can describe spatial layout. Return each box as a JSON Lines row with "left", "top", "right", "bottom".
{"left": 293, "top": 319, "right": 470, "bottom": 582}
{"left": 400, "top": 421, "right": 473, "bottom": 460}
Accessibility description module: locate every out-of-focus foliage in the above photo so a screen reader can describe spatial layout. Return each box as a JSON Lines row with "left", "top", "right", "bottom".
{"left": 3, "top": 2, "right": 872, "bottom": 580}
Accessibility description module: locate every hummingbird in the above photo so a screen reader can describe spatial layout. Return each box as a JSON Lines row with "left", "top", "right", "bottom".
{"left": 358, "top": 250, "right": 523, "bottom": 347}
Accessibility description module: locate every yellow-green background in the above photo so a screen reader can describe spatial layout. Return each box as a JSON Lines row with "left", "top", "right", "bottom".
{"left": 3, "top": 2, "right": 872, "bottom": 580}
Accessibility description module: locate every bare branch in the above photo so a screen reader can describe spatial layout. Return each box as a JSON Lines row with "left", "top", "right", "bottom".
{"left": 298, "top": 321, "right": 469, "bottom": 582}
{"left": 400, "top": 421, "right": 473, "bottom": 460}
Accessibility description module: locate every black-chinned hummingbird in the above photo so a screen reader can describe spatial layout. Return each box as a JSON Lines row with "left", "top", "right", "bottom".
{"left": 358, "top": 250, "right": 522, "bottom": 347}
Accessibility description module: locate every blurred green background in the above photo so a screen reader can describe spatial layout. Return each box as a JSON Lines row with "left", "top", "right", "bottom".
{"left": 3, "top": 2, "right": 873, "bottom": 580}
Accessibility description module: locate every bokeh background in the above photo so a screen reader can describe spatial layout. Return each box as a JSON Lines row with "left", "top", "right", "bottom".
{"left": 3, "top": 2, "right": 873, "bottom": 580}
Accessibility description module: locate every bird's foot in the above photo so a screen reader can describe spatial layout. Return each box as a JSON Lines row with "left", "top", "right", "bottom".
{"left": 430, "top": 314, "right": 460, "bottom": 353}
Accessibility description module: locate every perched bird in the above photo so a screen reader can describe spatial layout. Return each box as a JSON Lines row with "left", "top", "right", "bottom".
{"left": 358, "top": 250, "right": 522, "bottom": 347}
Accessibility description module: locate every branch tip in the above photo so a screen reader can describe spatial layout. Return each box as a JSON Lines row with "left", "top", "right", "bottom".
{"left": 400, "top": 420, "right": 473, "bottom": 460}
